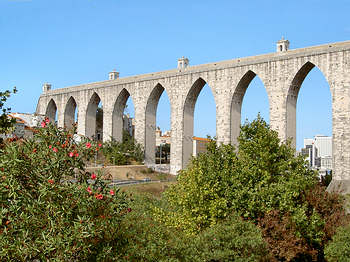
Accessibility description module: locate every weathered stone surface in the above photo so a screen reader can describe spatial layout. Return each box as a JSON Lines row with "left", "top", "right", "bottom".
{"left": 36, "top": 40, "right": 350, "bottom": 192}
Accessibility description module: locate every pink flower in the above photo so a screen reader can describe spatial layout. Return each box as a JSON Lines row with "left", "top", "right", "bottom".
{"left": 91, "top": 173, "right": 97, "bottom": 180}
{"left": 41, "top": 121, "right": 46, "bottom": 128}
{"left": 109, "top": 190, "right": 115, "bottom": 196}
{"left": 49, "top": 145, "right": 52, "bottom": 149}
{"left": 86, "top": 142, "right": 91, "bottom": 149}
{"left": 75, "top": 153, "right": 79, "bottom": 157}
{"left": 87, "top": 186, "right": 92, "bottom": 194}
{"left": 95, "top": 194, "right": 103, "bottom": 200}
{"left": 52, "top": 147, "right": 58, "bottom": 152}
{"left": 69, "top": 152, "right": 74, "bottom": 157}
{"left": 98, "top": 143, "right": 102, "bottom": 147}
{"left": 45, "top": 118, "right": 50, "bottom": 124}
{"left": 48, "top": 179, "right": 54, "bottom": 184}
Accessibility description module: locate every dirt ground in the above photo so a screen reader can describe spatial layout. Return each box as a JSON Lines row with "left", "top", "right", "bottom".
{"left": 86, "top": 165, "right": 175, "bottom": 181}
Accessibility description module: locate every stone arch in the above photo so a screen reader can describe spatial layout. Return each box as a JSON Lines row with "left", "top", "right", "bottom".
{"left": 85, "top": 92, "right": 102, "bottom": 139}
{"left": 112, "top": 88, "right": 132, "bottom": 142}
{"left": 286, "top": 61, "right": 332, "bottom": 147}
{"left": 230, "top": 70, "right": 270, "bottom": 144}
{"left": 145, "top": 83, "right": 170, "bottom": 164}
{"left": 45, "top": 98, "right": 57, "bottom": 124}
{"left": 64, "top": 96, "right": 77, "bottom": 129}
{"left": 183, "top": 77, "right": 216, "bottom": 167}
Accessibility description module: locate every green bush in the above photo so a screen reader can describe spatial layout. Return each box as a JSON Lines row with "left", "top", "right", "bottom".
{"left": 325, "top": 224, "right": 350, "bottom": 262}
{"left": 0, "top": 120, "right": 130, "bottom": 261}
{"left": 115, "top": 194, "right": 269, "bottom": 261}
{"left": 158, "top": 116, "right": 317, "bottom": 234}
{"left": 155, "top": 116, "right": 349, "bottom": 261}
{"left": 102, "top": 130, "right": 143, "bottom": 165}
{"left": 194, "top": 215, "right": 270, "bottom": 262}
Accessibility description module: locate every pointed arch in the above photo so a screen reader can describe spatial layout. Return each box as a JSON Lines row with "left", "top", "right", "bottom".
{"left": 85, "top": 92, "right": 101, "bottom": 139}
{"left": 183, "top": 77, "right": 215, "bottom": 167}
{"left": 45, "top": 99, "right": 57, "bottom": 124}
{"left": 286, "top": 61, "right": 331, "bottom": 148}
{"left": 112, "top": 88, "right": 131, "bottom": 142}
{"left": 64, "top": 96, "right": 77, "bottom": 129}
{"left": 145, "top": 83, "right": 167, "bottom": 164}
{"left": 230, "top": 70, "right": 270, "bottom": 144}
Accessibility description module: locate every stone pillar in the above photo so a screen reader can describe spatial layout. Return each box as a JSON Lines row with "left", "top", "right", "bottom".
{"left": 170, "top": 97, "right": 184, "bottom": 174}
{"left": 269, "top": 91, "right": 288, "bottom": 143}
{"left": 77, "top": 102, "right": 87, "bottom": 137}
{"left": 103, "top": 109, "right": 113, "bottom": 142}
{"left": 327, "top": 78, "right": 350, "bottom": 194}
{"left": 56, "top": 96, "right": 64, "bottom": 128}
{"left": 215, "top": 81, "right": 232, "bottom": 145}
{"left": 134, "top": 97, "right": 146, "bottom": 161}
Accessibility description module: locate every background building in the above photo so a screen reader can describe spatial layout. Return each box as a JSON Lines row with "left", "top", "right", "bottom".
{"left": 192, "top": 136, "right": 211, "bottom": 157}
{"left": 301, "top": 135, "right": 332, "bottom": 175}
{"left": 0, "top": 113, "right": 45, "bottom": 139}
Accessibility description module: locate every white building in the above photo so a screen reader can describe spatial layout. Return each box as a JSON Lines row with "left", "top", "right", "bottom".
{"left": 302, "top": 135, "right": 332, "bottom": 173}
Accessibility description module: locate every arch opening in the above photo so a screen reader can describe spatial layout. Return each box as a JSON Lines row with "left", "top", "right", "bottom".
{"left": 145, "top": 84, "right": 171, "bottom": 165}
{"left": 231, "top": 71, "right": 270, "bottom": 144}
{"left": 183, "top": 78, "right": 216, "bottom": 167}
{"left": 85, "top": 92, "right": 102, "bottom": 140}
{"left": 45, "top": 99, "right": 57, "bottom": 124}
{"left": 64, "top": 96, "right": 77, "bottom": 130}
{"left": 287, "top": 62, "right": 332, "bottom": 173}
{"left": 112, "top": 88, "right": 135, "bottom": 142}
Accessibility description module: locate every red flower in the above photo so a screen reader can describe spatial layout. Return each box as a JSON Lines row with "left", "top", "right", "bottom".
{"left": 33, "top": 148, "right": 37, "bottom": 153}
{"left": 86, "top": 142, "right": 91, "bottom": 149}
{"left": 98, "top": 143, "right": 102, "bottom": 147}
{"left": 75, "top": 153, "right": 79, "bottom": 157}
{"left": 87, "top": 186, "right": 92, "bottom": 194}
{"left": 109, "top": 190, "right": 115, "bottom": 196}
{"left": 127, "top": 208, "right": 132, "bottom": 213}
{"left": 49, "top": 145, "right": 52, "bottom": 149}
{"left": 41, "top": 121, "right": 46, "bottom": 128}
{"left": 48, "top": 179, "right": 54, "bottom": 184}
{"left": 91, "top": 173, "right": 97, "bottom": 180}
{"left": 45, "top": 118, "right": 50, "bottom": 124}
{"left": 95, "top": 194, "right": 103, "bottom": 200}
{"left": 52, "top": 147, "right": 58, "bottom": 153}
{"left": 69, "top": 152, "right": 74, "bottom": 157}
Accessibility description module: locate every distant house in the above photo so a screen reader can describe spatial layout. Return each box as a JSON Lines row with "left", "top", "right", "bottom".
{"left": 0, "top": 113, "right": 45, "bottom": 139}
{"left": 192, "top": 136, "right": 211, "bottom": 157}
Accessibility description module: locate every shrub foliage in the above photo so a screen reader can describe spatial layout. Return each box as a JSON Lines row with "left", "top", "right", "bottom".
{"left": 0, "top": 121, "right": 129, "bottom": 261}
{"left": 157, "top": 116, "right": 349, "bottom": 261}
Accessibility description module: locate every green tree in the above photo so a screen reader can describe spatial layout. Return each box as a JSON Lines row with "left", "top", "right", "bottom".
{"left": 158, "top": 115, "right": 317, "bottom": 234}
{"left": 101, "top": 130, "right": 143, "bottom": 165}
{"left": 0, "top": 87, "right": 17, "bottom": 136}
{"left": 156, "top": 115, "right": 349, "bottom": 260}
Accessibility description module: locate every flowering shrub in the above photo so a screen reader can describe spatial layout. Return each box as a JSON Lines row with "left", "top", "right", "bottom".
{"left": 0, "top": 120, "right": 129, "bottom": 260}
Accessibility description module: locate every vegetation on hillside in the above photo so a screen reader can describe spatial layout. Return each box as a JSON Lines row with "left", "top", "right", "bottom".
{"left": 0, "top": 89, "right": 349, "bottom": 261}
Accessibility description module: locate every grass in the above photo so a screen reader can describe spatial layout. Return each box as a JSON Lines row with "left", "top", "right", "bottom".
{"left": 121, "top": 181, "right": 175, "bottom": 198}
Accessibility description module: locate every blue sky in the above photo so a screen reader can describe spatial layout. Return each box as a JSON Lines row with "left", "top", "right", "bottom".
{"left": 1, "top": 0, "right": 348, "bottom": 149}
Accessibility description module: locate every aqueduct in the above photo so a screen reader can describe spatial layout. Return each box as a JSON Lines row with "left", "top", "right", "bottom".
{"left": 36, "top": 39, "right": 350, "bottom": 193}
